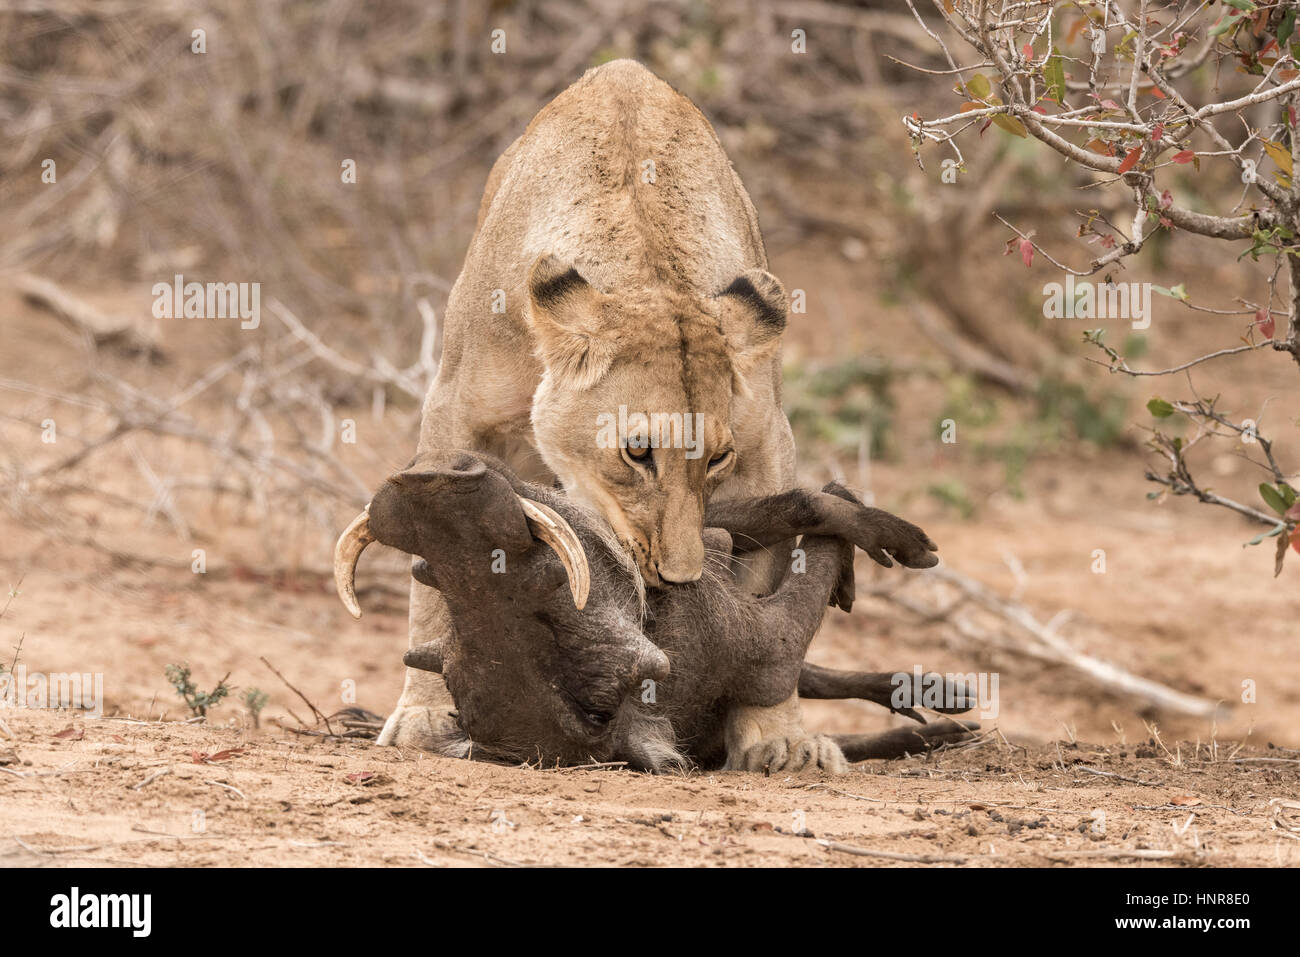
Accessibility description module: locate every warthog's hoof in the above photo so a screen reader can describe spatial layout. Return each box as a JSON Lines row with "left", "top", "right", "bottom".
{"left": 731, "top": 734, "right": 848, "bottom": 775}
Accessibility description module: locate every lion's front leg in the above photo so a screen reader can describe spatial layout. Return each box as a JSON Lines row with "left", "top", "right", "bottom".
{"left": 722, "top": 692, "right": 847, "bottom": 774}
{"left": 375, "top": 574, "right": 462, "bottom": 751}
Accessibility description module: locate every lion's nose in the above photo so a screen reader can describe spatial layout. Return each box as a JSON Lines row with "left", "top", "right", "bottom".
{"left": 656, "top": 562, "right": 702, "bottom": 584}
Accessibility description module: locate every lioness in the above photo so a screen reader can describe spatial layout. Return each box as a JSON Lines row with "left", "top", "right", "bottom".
{"left": 379, "top": 59, "right": 937, "bottom": 772}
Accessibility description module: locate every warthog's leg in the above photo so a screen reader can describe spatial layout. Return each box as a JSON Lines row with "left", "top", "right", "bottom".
{"left": 798, "top": 663, "right": 979, "bottom": 724}
{"left": 704, "top": 482, "right": 939, "bottom": 570}
{"left": 831, "top": 720, "right": 981, "bottom": 761}
{"left": 797, "top": 664, "right": 980, "bottom": 759}
{"left": 710, "top": 483, "right": 941, "bottom": 772}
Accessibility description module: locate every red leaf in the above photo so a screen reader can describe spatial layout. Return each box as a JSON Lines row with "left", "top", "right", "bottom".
{"left": 1290, "top": 106, "right": 1298, "bottom": 129}
{"left": 1100, "top": 99, "right": 1122, "bottom": 111}
{"left": 1159, "top": 217, "right": 1172, "bottom": 229}
{"left": 1256, "top": 308, "right": 1275, "bottom": 339}
{"left": 346, "top": 771, "right": 376, "bottom": 784}
{"left": 1152, "top": 122, "right": 1164, "bottom": 141}
{"left": 54, "top": 726, "right": 84, "bottom": 740}
{"left": 1032, "top": 105, "right": 1047, "bottom": 114}
{"left": 1100, "top": 234, "right": 1116, "bottom": 249}
{"left": 1117, "top": 145, "right": 1143, "bottom": 174}
{"left": 1022, "top": 43, "right": 1034, "bottom": 59}
{"left": 1160, "top": 190, "right": 1173, "bottom": 209}
{"left": 1172, "top": 150, "right": 1195, "bottom": 164}
{"left": 1019, "top": 238, "right": 1035, "bottom": 268}
{"left": 1150, "top": 85, "right": 1167, "bottom": 99}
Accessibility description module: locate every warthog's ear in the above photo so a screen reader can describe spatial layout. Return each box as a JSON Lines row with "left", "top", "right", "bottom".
{"left": 714, "top": 270, "right": 788, "bottom": 395}
{"left": 525, "top": 254, "right": 617, "bottom": 390}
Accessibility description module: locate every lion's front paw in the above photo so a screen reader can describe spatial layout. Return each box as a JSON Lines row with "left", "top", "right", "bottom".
{"left": 375, "top": 704, "right": 458, "bottom": 751}
{"left": 737, "top": 734, "right": 847, "bottom": 775}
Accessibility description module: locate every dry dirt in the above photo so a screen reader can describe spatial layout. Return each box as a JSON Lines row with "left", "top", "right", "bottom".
{"left": 3, "top": 707, "right": 1299, "bottom": 868}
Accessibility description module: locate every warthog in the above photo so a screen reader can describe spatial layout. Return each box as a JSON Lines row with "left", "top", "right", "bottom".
{"left": 336, "top": 451, "right": 976, "bottom": 771}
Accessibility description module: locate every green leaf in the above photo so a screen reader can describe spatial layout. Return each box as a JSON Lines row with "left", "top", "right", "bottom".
{"left": 1281, "top": 9, "right": 1297, "bottom": 45}
{"left": 1280, "top": 483, "right": 1298, "bottom": 508}
{"left": 1147, "top": 397, "right": 1175, "bottom": 418}
{"left": 1244, "top": 522, "right": 1286, "bottom": 547}
{"left": 1045, "top": 48, "right": 1066, "bottom": 104}
{"left": 1260, "top": 483, "right": 1289, "bottom": 515}
{"left": 1210, "top": 13, "right": 1241, "bottom": 38}
{"left": 966, "top": 73, "right": 991, "bottom": 99}
{"left": 1221, "top": 0, "right": 1256, "bottom": 11}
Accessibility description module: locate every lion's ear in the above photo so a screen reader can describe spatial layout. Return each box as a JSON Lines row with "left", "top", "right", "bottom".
{"left": 715, "top": 269, "right": 788, "bottom": 393}
{"left": 525, "top": 254, "right": 617, "bottom": 390}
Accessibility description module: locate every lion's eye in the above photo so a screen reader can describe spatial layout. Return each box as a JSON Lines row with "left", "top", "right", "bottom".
{"left": 622, "top": 444, "right": 654, "bottom": 473}
{"left": 708, "top": 450, "right": 733, "bottom": 470}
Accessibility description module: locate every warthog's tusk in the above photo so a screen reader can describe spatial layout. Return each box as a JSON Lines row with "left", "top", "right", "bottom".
{"left": 519, "top": 497, "right": 590, "bottom": 610}
{"left": 333, "top": 495, "right": 590, "bottom": 618}
{"left": 334, "top": 506, "right": 374, "bottom": 619}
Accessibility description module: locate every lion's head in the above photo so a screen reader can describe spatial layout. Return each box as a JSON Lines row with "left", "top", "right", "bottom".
{"left": 525, "top": 253, "right": 788, "bottom": 586}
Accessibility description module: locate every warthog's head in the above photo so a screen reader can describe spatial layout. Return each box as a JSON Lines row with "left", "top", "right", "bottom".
{"left": 524, "top": 253, "right": 788, "bottom": 587}
{"left": 334, "top": 451, "right": 676, "bottom": 767}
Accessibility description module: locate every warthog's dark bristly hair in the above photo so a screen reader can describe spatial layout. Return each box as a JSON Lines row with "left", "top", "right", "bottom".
{"left": 719, "top": 274, "right": 785, "bottom": 329}
{"left": 531, "top": 266, "right": 588, "bottom": 307}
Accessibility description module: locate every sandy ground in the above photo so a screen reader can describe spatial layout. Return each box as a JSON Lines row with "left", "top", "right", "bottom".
{"left": 2, "top": 708, "right": 1298, "bottom": 868}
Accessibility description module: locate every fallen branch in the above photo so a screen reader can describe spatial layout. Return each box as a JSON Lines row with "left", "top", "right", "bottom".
{"left": 870, "top": 565, "right": 1219, "bottom": 718}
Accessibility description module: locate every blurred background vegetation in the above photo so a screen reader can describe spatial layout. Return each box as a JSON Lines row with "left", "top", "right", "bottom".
{"left": 0, "top": 0, "right": 1287, "bottom": 541}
